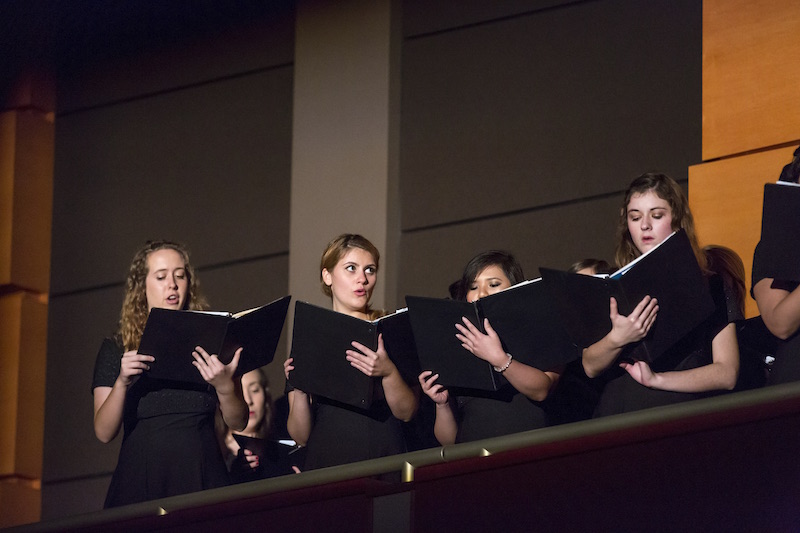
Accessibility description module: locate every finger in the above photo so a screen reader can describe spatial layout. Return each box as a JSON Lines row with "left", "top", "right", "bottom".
{"left": 609, "top": 297, "right": 619, "bottom": 318}
{"left": 461, "top": 316, "right": 481, "bottom": 334}
{"left": 228, "top": 347, "right": 243, "bottom": 370}
{"left": 483, "top": 318, "right": 495, "bottom": 335}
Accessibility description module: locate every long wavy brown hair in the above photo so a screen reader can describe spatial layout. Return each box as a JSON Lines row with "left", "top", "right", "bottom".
{"left": 117, "top": 240, "right": 209, "bottom": 350}
{"left": 319, "top": 234, "right": 384, "bottom": 320}
{"left": 614, "top": 173, "right": 706, "bottom": 271}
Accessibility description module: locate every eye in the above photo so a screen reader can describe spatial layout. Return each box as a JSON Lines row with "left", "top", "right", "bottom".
{"left": 175, "top": 272, "right": 186, "bottom": 279}
{"left": 365, "top": 266, "right": 376, "bottom": 275}
{"left": 489, "top": 281, "right": 502, "bottom": 288}
{"left": 345, "top": 265, "right": 356, "bottom": 272}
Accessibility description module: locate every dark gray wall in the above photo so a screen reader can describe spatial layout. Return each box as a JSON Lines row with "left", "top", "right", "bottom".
{"left": 40, "top": 0, "right": 701, "bottom": 520}
{"left": 397, "top": 0, "right": 701, "bottom": 298}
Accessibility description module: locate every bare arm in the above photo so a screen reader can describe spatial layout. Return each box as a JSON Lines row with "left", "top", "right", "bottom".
{"left": 193, "top": 346, "right": 248, "bottom": 431}
{"left": 418, "top": 370, "right": 457, "bottom": 445}
{"left": 582, "top": 296, "right": 659, "bottom": 378}
{"left": 348, "top": 335, "right": 419, "bottom": 421}
{"left": 93, "top": 349, "right": 154, "bottom": 443}
{"left": 284, "top": 357, "right": 313, "bottom": 446}
{"left": 455, "top": 318, "right": 560, "bottom": 401}
{"left": 620, "top": 322, "right": 740, "bottom": 392}
{"left": 753, "top": 278, "right": 800, "bottom": 340}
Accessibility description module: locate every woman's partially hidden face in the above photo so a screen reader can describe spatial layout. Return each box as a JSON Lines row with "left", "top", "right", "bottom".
{"left": 466, "top": 265, "right": 512, "bottom": 303}
{"left": 145, "top": 248, "right": 188, "bottom": 311}
{"left": 241, "top": 370, "right": 267, "bottom": 435}
{"left": 626, "top": 190, "right": 674, "bottom": 254}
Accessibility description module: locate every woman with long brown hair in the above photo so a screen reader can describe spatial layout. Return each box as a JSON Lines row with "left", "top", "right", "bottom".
{"left": 92, "top": 240, "right": 247, "bottom": 507}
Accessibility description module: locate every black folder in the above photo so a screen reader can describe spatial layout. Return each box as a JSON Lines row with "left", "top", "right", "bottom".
{"left": 138, "top": 295, "right": 291, "bottom": 384}
{"left": 288, "top": 301, "right": 419, "bottom": 409}
{"left": 758, "top": 181, "right": 800, "bottom": 282}
{"left": 540, "top": 229, "right": 715, "bottom": 363}
{"left": 406, "top": 279, "right": 580, "bottom": 392}
{"left": 231, "top": 434, "right": 304, "bottom": 476}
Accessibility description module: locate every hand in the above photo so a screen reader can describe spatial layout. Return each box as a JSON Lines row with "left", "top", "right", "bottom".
{"left": 620, "top": 360, "right": 660, "bottom": 388}
{"left": 418, "top": 370, "right": 449, "bottom": 405}
{"left": 455, "top": 317, "right": 507, "bottom": 368}
{"left": 606, "top": 296, "right": 659, "bottom": 348}
{"left": 118, "top": 349, "right": 154, "bottom": 387}
{"left": 346, "top": 334, "right": 397, "bottom": 378}
{"left": 242, "top": 448, "right": 260, "bottom": 470}
{"left": 192, "top": 346, "right": 241, "bottom": 394}
{"left": 284, "top": 357, "right": 295, "bottom": 380}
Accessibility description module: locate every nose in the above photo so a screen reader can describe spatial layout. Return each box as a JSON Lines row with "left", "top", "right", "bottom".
{"left": 477, "top": 284, "right": 489, "bottom": 299}
{"left": 243, "top": 389, "right": 253, "bottom": 406}
{"left": 640, "top": 215, "right": 652, "bottom": 230}
{"left": 357, "top": 270, "right": 368, "bottom": 285}
{"left": 168, "top": 275, "right": 178, "bottom": 288}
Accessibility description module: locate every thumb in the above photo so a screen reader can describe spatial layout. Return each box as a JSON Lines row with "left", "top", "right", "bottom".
{"left": 608, "top": 297, "right": 619, "bottom": 318}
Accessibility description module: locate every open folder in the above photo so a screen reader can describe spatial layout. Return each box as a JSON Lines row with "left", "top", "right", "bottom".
{"left": 138, "top": 295, "right": 291, "bottom": 384}
{"left": 540, "top": 229, "right": 715, "bottom": 363}
{"left": 406, "top": 278, "right": 580, "bottom": 392}
{"left": 758, "top": 181, "right": 800, "bottom": 282}
{"left": 288, "top": 302, "right": 419, "bottom": 409}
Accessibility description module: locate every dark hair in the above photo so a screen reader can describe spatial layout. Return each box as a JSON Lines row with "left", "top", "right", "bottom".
{"left": 450, "top": 250, "right": 524, "bottom": 302}
{"left": 615, "top": 172, "right": 706, "bottom": 270}
{"left": 568, "top": 258, "right": 612, "bottom": 276}
{"left": 703, "top": 245, "right": 746, "bottom": 316}
{"left": 118, "top": 240, "right": 208, "bottom": 351}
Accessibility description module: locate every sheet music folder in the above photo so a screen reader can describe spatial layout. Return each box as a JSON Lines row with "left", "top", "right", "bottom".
{"left": 540, "top": 229, "right": 715, "bottom": 363}
{"left": 288, "top": 301, "right": 418, "bottom": 409}
{"left": 138, "top": 295, "right": 291, "bottom": 384}
{"left": 759, "top": 181, "right": 800, "bottom": 282}
{"left": 406, "top": 278, "right": 580, "bottom": 392}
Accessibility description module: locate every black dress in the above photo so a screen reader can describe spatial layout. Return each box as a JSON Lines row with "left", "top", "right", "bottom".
{"left": 752, "top": 241, "right": 800, "bottom": 384}
{"left": 92, "top": 338, "right": 230, "bottom": 508}
{"left": 593, "top": 274, "right": 743, "bottom": 417}
{"left": 454, "top": 385, "right": 549, "bottom": 443}
{"left": 284, "top": 380, "right": 406, "bottom": 470}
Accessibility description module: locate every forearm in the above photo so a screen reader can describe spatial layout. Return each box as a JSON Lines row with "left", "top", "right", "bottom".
{"left": 93, "top": 382, "right": 127, "bottom": 443}
{"left": 502, "top": 361, "right": 559, "bottom": 402}
{"left": 433, "top": 402, "right": 458, "bottom": 445}
{"left": 755, "top": 280, "right": 800, "bottom": 339}
{"left": 217, "top": 385, "right": 248, "bottom": 432}
{"left": 382, "top": 370, "right": 419, "bottom": 422}
{"left": 582, "top": 337, "right": 623, "bottom": 378}
{"left": 286, "top": 390, "right": 313, "bottom": 446}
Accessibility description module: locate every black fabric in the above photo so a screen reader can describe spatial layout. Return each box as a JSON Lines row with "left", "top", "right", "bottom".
{"left": 92, "top": 337, "right": 229, "bottom": 507}
{"left": 454, "top": 385, "right": 548, "bottom": 443}
{"left": 752, "top": 242, "right": 800, "bottom": 385}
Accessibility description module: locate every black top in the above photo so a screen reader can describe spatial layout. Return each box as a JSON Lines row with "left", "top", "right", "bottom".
{"left": 92, "top": 337, "right": 229, "bottom": 507}
{"left": 454, "top": 385, "right": 548, "bottom": 443}
{"left": 752, "top": 242, "right": 800, "bottom": 385}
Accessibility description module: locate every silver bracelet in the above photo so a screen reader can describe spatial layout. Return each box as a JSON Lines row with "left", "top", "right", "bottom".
{"left": 493, "top": 353, "right": 513, "bottom": 373}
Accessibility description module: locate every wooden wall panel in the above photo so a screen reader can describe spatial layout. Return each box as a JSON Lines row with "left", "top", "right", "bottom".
{"left": 703, "top": 0, "right": 800, "bottom": 160}
{"left": 690, "top": 146, "right": 798, "bottom": 318}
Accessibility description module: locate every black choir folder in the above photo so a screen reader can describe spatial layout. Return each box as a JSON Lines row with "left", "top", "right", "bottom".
{"left": 406, "top": 279, "right": 580, "bottom": 392}
{"left": 288, "top": 301, "right": 419, "bottom": 409}
{"left": 231, "top": 434, "right": 305, "bottom": 475}
{"left": 759, "top": 181, "right": 800, "bottom": 282}
{"left": 138, "top": 295, "right": 291, "bottom": 385}
{"left": 540, "top": 229, "right": 715, "bottom": 363}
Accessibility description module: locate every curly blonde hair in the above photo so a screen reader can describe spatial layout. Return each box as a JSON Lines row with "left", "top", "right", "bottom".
{"left": 117, "top": 240, "right": 209, "bottom": 350}
{"left": 614, "top": 173, "right": 706, "bottom": 271}
{"left": 319, "top": 234, "right": 383, "bottom": 320}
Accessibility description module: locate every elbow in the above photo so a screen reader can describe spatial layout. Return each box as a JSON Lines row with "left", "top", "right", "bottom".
{"left": 94, "top": 428, "right": 114, "bottom": 444}
{"left": 770, "top": 326, "right": 796, "bottom": 342}
{"left": 582, "top": 360, "right": 601, "bottom": 379}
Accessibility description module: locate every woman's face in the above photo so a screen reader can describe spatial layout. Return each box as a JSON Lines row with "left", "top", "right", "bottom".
{"left": 145, "top": 248, "right": 188, "bottom": 312}
{"left": 241, "top": 370, "right": 267, "bottom": 435}
{"left": 466, "top": 264, "right": 512, "bottom": 303}
{"left": 626, "top": 190, "right": 674, "bottom": 254}
{"left": 322, "top": 247, "right": 377, "bottom": 316}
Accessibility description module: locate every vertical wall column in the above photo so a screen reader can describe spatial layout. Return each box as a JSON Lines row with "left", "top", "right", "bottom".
{"left": 0, "top": 72, "right": 54, "bottom": 528}
{"left": 288, "top": 0, "right": 401, "bottom": 310}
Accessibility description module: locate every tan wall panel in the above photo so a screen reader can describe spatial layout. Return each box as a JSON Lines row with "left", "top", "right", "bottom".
{"left": 689, "top": 145, "right": 798, "bottom": 317}
{"left": 703, "top": 0, "right": 800, "bottom": 160}
{"left": 0, "top": 479, "right": 41, "bottom": 529}
{"left": 0, "top": 293, "right": 23, "bottom": 476}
